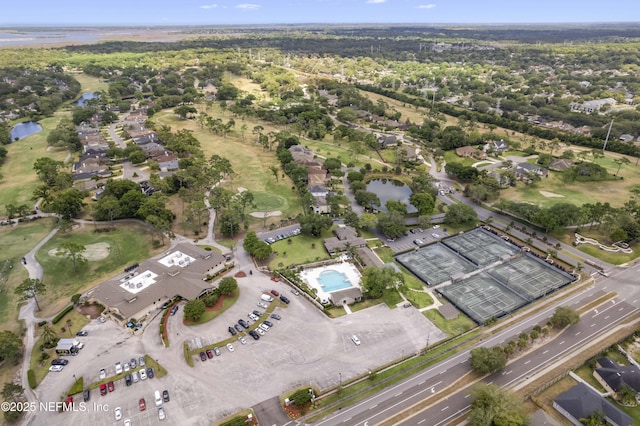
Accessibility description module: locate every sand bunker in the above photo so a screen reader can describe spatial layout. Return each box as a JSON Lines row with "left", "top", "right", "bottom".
{"left": 48, "top": 242, "right": 111, "bottom": 261}
{"left": 539, "top": 191, "right": 565, "bottom": 198}
{"left": 249, "top": 210, "right": 282, "bottom": 218}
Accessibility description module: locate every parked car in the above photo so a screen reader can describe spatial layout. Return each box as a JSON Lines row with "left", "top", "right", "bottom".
{"left": 114, "top": 407, "right": 122, "bottom": 421}
{"left": 76, "top": 331, "right": 88, "bottom": 336}
{"left": 228, "top": 326, "right": 237, "bottom": 336}
{"left": 125, "top": 374, "right": 132, "bottom": 386}
{"left": 432, "top": 233, "right": 439, "bottom": 238}
{"left": 279, "top": 295, "right": 290, "bottom": 304}
{"left": 433, "top": 224, "right": 440, "bottom": 229}
{"left": 147, "top": 368, "right": 154, "bottom": 379}
{"left": 132, "top": 371, "right": 139, "bottom": 383}
{"left": 252, "top": 310, "right": 262, "bottom": 317}
{"left": 139, "top": 368, "right": 147, "bottom": 380}
{"left": 83, "top": 389, "right": 90, "bottom": 402}
{"left": 99, "top": 383, "right": 107, "bottom": 396}
{"left": 248, "top": 313, "right": 259, "bottom": 321}
{"left": 124, "top": 419, "right": 131, "bottom": 426}
{"left": 270, "top": 313, "right": 281, "bottom": 320}
{"left": 130, "top": 358, "right": 137, "bottom": 369}
{"left": 170, "top": 305, "right": 179, "bottom": 316}
{"left": 107, "top": 381, "right": 114, "bottom": 392}
{"left": 259, "top": 323, "right": 270, "bottom": 331}
{"left": 138, "top": 356, "right": 146, "bottom": 367}
{"left": 234, "top": 324, "right": 243, "bottom": 333}
{"left": 139, "top": 398, "right": 146, "bottom": 411}
{"left": 270, "top": 289, "right": 279, "bottom": 297}
{"left": 213, "top": 347, "right": 221, "bottom": 356}
{"left": 413, "top": 239, "right": 424, "bottom": 246}
{"left": 264, "top": 320, "right": 273, "bottom": 327}
{"left": 51, "top": 359, "right": 69, "bottom": 366}
{"left": 123, "top": 362, "right": 130, "bottom": 372}
{"left": 65, "top": 396, "right": 73, "bottom": 407}
{"left": 206, "top": 349, "right": 213, "bottom": 359}
{"left": 199, "top": 352, "right": 207, "bottom": 361}
{"left": 291, "top": 289, "right": 300, "bottom": 296}
{"left": 158, "top": 406, "right": 166, "bottom": 421}
{"left": 238, "top": 319, "right": 249, "bottom": 329}
{"left": 99, "top": 368, "right": 106, "bottom": 379}
{"left": 115, "top": 362, "right": 123, "bottom": 375}
{"left": 163, "top": 390, "right": 170, "bottom": 402}
{"left": 49, "top": 365, "right": 63, "bottom": 372}
{"left": 257, "top": 302, "right": 268, "bottom": 309}
{"left": 248, "top": 330, "right": 260, "bottom": 340}
{"left": 256, "top": 327, "right": 265, "bottom": 336}
{"left": 226, "top": 343, "right": 235, "bottom": 352}
{"left": 238, "top": 336, "right": 247, "bottom": 345}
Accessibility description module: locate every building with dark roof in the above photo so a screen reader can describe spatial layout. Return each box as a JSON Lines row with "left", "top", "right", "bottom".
{"left": 595, "top": 357, "right": 640, "bottom": 396}
{"left": 323, "top": 226, "right": 367, "bottom": 254}
{"left": 553, "top": 382, "right": 632, "bottom": 426}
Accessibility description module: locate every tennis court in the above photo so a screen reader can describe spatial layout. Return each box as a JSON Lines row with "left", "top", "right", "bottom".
{"left": 396, "top": 244, "right": 476, "bottom": 286}
{"left": 488, "top": 254, "right": 573, "bottom": 300}
{"left": 443, "top": 228, "right": 519, "bottom": 266}
{"left": 439, "top": 274, "right": 528, "bottom": 324}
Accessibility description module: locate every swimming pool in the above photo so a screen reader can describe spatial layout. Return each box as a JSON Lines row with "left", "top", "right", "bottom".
{"left": 317, "top": 270, "right": 353, "bottom": 292}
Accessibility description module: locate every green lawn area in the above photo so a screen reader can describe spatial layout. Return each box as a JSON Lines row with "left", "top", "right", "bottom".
{"left": 403, "top": 290, "right": 433, "bottom": 308}
{"left": 0, "top": 113, "right": 69, "bottom": 208}
{"left": 373, "top": 246, "right": 395, "bottom": 263}
{"left": 30, "top": 309, "right": 89, "bottom": 388}
{"left": 423, "top": 309, "right": 476, "bottom": 337}
{"left": 184, "top": 290, "right": 239, "bottom": 325}
{"left": 35, "top": 223, "right": 158, "bottom": 317}
{"left": 268, "top": 233, "right": 331, "bottom": 269}
{"left": 0, "top": 218, "right": 58, "bottom": 330}
{"left": 73, "top": 73, "right": 109, "bottom": 93}
{"left": 443, "top": 150, "right": 477, "bottom": 168}
{"left": 577, "top": 243, "right": 640, "bottom": 265}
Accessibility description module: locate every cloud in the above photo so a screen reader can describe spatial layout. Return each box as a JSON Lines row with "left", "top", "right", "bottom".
{"left": 366, "top": 0, "right": 386, "bottom": 3}
{"left": 236, "top": 3, "right": 260, "bottom": 9}
{"left": 417, "top": 3, "right": 436, "bottom": 9}
{"left": 200, "top": 4, "right": 218, "bottom": 9}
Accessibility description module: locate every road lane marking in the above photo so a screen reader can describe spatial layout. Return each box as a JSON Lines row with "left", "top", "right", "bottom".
{"left": 543, "top": 350, "right": 548, "bottom": 354}
{"left": 591, "top": 323, "right": 596, "bottom": 327}
{"left": 605, "top": 316, "right": 610, "bottom": 320}
{"left": 575, "top": 332, "right": 581, "bottom": 336}
{"left": 559, "top": 340, "right": 565, "bottom": 345}
{"left": 441, "top": 406, "right": 449, "bottom": 411}
{"left": 418, "top": 419, "right": 426, "bottom": 424}
{"left": 464, "top": 394, "right": 471, "bottom": 398}
{"left": 524, "top": 360, "right": 531, "bottom": 365}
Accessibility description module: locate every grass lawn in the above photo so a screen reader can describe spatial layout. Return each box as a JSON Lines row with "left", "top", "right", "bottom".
{"left": 423, "top": 309, "right": 476, "bottom": 337}
{"left": 373, "top": 246, "right": 395, "bottom": 263}
{"left": 382, "top": 290, "right": 403, "bottom": 307}
{"left": 184, "top": 290, "right": 239, "bottom": 325}
{"left": 0, "top": 218, "right": 58, "bottom": 330}
{"left": 403, "top": 290, "right": 433, "bottom": 308}
{"left": 34, "top": 223, "right": 160, "bottom": 317}
{"left": 298, "top": 138, "right": 377, "bottom": 169}
{"left": 30, "top": 309, "right": 89, "bottom": 388}
{"left": 443, "top": 150, "right": 477, "bottom": 168}
{"left": 268, "top": 233, "right": 331, "bottom": 269}
{"left": 577, "top": 243, "right": 640, "bottom": 265}
{"left": 349, "top": 298, "right": 384, "bottom": 312}
{"left": 73, "top": 73, "right": 109, "bottom": 93}
{"left": 150, "top": 107, "right": 304, "bottom": 220}
{"left": 0, "top": 113, "right": 69, "bottom": 208}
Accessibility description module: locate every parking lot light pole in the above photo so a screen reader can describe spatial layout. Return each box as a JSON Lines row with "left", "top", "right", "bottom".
{"left": 339, "top": 372, "right": 342, "bottom": 388}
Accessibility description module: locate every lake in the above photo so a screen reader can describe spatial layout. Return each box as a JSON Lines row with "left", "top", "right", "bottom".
{"left": 10, "top": 122, "right": 42, "bottom": 141}
{"left": 76, "top": 92, "right": 99, "bottom": 107}
{"left": 366, "top": 179, "right": 416, "bottom": 213}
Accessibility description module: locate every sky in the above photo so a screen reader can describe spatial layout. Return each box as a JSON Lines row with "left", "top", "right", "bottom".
{"left": 0, "top": 0, "right": 638, "bottom": 26}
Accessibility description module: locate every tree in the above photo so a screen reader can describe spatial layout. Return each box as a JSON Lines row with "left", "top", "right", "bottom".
{"left": 49, "top": 188, "right": 86, "bottom": 220}
{"left": 299, "top": 213, "right": 332, "bottom": 237}
{"left": 56, "top": 242, "right": 87, "bottom": 274}
{"left": 377, "top": 211, "right": 406, "bottom": 239}
{"left": 614, "top": 157, "right": 630, "bottom": 175}
{"left": 469, "top": 346, "right": 507, "bottom": 374}
{"left": 0, "top": 331, "right": 22, "bottom": 364}
{"left": 358, "top": 213, "right": 378, "bottom": 230}
{"left": 269, "top": 165, "right": 279, "bottom": 182}
{"left": 361, "top": 266, "right": 403, "bottom": 299}
{"left": 617, "top": 384, "right": 637, "bottom": 406}
{"left": 444, "top": 203, "right": 478, "bottom": 225}
{"left": 219, "top": 209, "right": 241, "bottom": 238}
{"left": 41, "top": 324, "right": 58, "bottom": 347}
{"left": 409, "top": 192, "right": 435, "bottom": 215}
{"left": 290, "top": 388, "right": 313, "bottom": 407}
{"left": 174, "top": 105, "right": 198, "bottom": 119}
{"left": 469, "top": 384, "right": 528, "bottom": 426}
{"left": 550, "top": 306, "right": 580, "bottom": 329}
{"left": 385, "top": 199, "right": 407, "bottom": 215}
{"left": 218, "top": 277, "right": 238, "bottom": 295}
{"left": 14, "top": 278, "right": 46, "bottom": 311}
{"left": 2, "top": 383, "right": 24, "bottom": 403}
{"left": 33, "top": 157, "right": 64, "bottom": 186}
{"left": 183, "top": 299, "right": 206, "bottom": 322}
{"left": 579, "top": 410, "right": 606, "bottom": 426}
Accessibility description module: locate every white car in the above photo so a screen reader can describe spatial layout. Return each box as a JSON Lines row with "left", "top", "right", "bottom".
{"left": 432, "top": 233, "right": 439, "bottom": 238}
{"left": 132, "top": 371, "right": 139, "bottom": 383}
{"left": 138, "top": 356, "right": 146, "bottom": 367}
{"left": 115, "top": 362, "right": 122, "bottom": 375}
{"left": 256, "top": 328, "right": 265, "bottom": 336}
{"left": 259, "top": 323, "right": 270, "bottom": 332}
{"left": 257, "top": 302, "right": 268, "bottom": 309}
{"left": 49, "top": 365, "right": 64, "bottom": 372}
{"left": 114, "top": 407, "right": 122, "bottom": 421}
{"left": 99, "top": 368, "right": 106, "bottom": 380}
{"left": 433, "top": 224, "right": 440, "bottom": 229}
{"left": 238, "top": 336, "right": 247, "bottom": 345}
{"left": 226, "top": 343, "right": 234, "bottom": 352}
{"left": 248, "top": 313, "right": 259, "bottom": 321}
{"left": 124, "top": 362, "right": 130, "bottom": 372}
{"left": 124, "top": 420, "right": 131, "bottom": 426}
{"left": 139, "top": 368, "right": 147, "bottom": 380}
{"left": 158, "top": 406, "right": 166, "bottom": 421}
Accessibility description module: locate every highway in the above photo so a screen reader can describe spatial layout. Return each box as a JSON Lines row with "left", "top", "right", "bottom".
{"left": 312, "top": 264, "right": 640, "bottom": 425}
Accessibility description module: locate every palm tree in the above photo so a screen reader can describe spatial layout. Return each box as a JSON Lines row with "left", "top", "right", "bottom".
{"left": 614, "top": 157, "right": 630, "bottom": 175}
{"left": 41, "top": 324, "right": 57, "bottom": 346}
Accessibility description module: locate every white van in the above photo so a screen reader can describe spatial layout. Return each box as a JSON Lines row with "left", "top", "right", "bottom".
{"left": 351, "top": 335, "right": 361, "bottom": 346}
{"left": 260, "top": 294, "right": 273, "bottom": 302}
{"left": 154, "top": 390, "right": 162, "bottom": 407}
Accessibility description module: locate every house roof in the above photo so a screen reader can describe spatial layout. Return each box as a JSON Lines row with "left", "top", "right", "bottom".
{"left": 596, "top": 357, "right": 640, "bottom": 392}
{"left": 548, "top": 159, "right": 574, "bottom": 171}
{"left": 335, "top": 226, "right": 358, "bottom": 241}
{"left": 530, "top": 409, "right": 561, "bottom": 426}
{"left": 329, "top": 286, "right": 362, "bottom": 304}
{"left": 554, "top": 382, "right": 632, "bottom": 426}
{"left": 89, "top": 243, "right": 226, "bottom": 319}
{"left": 456, "top": 146, "right": 480, "bottom": 155}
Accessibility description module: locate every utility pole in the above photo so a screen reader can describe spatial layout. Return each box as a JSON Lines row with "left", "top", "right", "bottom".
{"left": 602, "top": 119, "right": 614, "bottom": 153}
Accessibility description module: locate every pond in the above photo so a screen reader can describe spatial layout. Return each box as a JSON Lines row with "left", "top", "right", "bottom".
{"left": 10, "top": 121, "right": 42, "bottom": 141}
{"left": 366, "top": 178, "right": 416, "bottom": 213}
{"left": 76, "top": 92, "right": 99, "bottom": 107}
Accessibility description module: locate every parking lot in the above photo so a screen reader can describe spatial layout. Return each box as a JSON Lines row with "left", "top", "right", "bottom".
{"left": 385, "top": 226, "right": 447, "bottom": 253}
{"left": 33, "top": 266, "right": 444, "bottom": 425}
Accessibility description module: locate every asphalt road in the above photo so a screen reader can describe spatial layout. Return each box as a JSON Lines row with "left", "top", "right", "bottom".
{"left": 311, "top": 264, "right": 640, "bottom": 425}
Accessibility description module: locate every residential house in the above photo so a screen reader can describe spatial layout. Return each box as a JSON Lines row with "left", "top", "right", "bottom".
{"left": 594, "top": 357, "right": 640, "bottom": 396}
{"left": 483, "top": 139, "right": 509, "bottom": 153}
{"left": 548, "top": 159, "right": 574, "bottom": 172}
{"left": 307, "top": 164, "right": 330, "bottom": 187}
{"left": 329, "top": 286, "right": 363, "bottom": 306}
{"left": 289, "top": 145, "right": 315, "bottom": 164}
{"left": 487, "top": 171, "right": 511, "bottom": 188}
{"left": 378, "top": 135, "right": 398, "bottom": 149}
{"left": 309, "top": 185, "right": 331, "bottom": 214}
{"left": 323, "top": 225, "right": 367, "bottom": 254}
{"left": 398, "top": 145, "right": 418, "bottom": 162}
{"left": 515, "top": 162, "right": 548, "bottom": 180}
{"left": 455, "top": 146, "right": 486, "bottom": 160}
{"left": 72, "top": 155, "right": 110, "bottom": 181}
{"left": 553, "top": 382, "right": 632, "bottom": 426}
{"left": 619, "top": 134, "right": 635, "bottom": 143}
{"left": 570, "top": 98, "right": 617, "bottom": 113}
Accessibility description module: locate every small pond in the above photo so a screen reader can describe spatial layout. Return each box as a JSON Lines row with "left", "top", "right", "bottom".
{"left": 76, "top": 92, "right": 99, "bottom": 107}
{"left": 10, "top": 121, "right": 42, "bottom": 141}
{"left": 366, "top": 178, "right": 416, "bottom": 213}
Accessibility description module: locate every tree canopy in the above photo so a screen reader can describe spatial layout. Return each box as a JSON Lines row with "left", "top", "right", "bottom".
{"left": 550, "top": 306, "right": 580, "bottom": 329}
{"left": 469, "top": 384, "right": 529, "bottom": 426}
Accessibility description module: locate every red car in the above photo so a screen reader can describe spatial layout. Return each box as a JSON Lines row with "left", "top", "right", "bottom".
{"left": 139, "top": 398, "right": 146, "bottom": 411}
{"left": 107, "top": 381, "right": 114, "bottom": 392}
{"left": 270, "top": 289, "right": 279, "bottom": 297}
{"left": 100, "top": 383, "right": 107, "bottom": 396}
